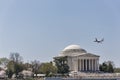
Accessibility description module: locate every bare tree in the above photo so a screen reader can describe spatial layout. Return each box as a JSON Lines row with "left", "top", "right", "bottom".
{"left": 31, "top": 60, "right": 41, "bottom": 74}
{"left": 9, "top": 52, "right": 22, "bottom": 63}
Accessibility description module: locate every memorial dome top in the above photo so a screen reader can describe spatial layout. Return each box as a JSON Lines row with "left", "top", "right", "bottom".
{"left": 60, "top": 44, "right": 87, "bottom": 56}
{"left": 63, "top": 45, "right": 81, "bottom": 51}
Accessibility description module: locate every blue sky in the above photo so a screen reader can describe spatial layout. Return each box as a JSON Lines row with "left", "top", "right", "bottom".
{"left": 0, "top": 0, "right": 120, "bottom": 67}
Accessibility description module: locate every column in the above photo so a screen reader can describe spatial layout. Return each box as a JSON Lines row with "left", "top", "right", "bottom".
{"left": 90, "top": 59, "right": 91, "bottom": 71}
{"left": 78, "top": 59, "right": 81, "bottom": 71}
{"left": 96, "top": 59, "right": 97, "bottom": 71}
{"left": 84, "top": 59, "right": 86, "bottom": 71}
{"left": 86, "top": 59, "right": 87, "bottom": 71}
{"left": 95, "top": 59, "right": 96, "bottom": 71}
{"left": 92, "top": 59, "right": 94, "bottom": 71}
{"left": 97, "top": 59, "right": 99, "bottom": 71}
{"left": 74, "top": 60, "right": 76, "bottom": 71}
{"left": 87, "top": 59, "right": 89, "bottom": 71}
{"left": 91, "top": 59, "right": 92, "bottom": 71}
{"left": 74, "top": 59, "right": 78, "bottom": 72}
{"left": 78, "top": 59, "right": 79, "bottom": 71}
{"left": 81, "top": 59, "right": 82, "bottom": 71}
{"left": 76, "top": 59, "right": 78, "bottom": 71}
{"left": 79, "top": 59, "right": 81, "bottom": 71}
{"left": 83, "top": 59, "right": 84, "bottom": 71}
{"left": 93, "top": 59, "right": 95, "bottom": 71}
{"left": 89, "top": 59, "right": 91, "bottom": 71}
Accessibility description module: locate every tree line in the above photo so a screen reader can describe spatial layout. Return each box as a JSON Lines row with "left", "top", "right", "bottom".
{"left": 0, "top": 53, "right": 70, "bottom": 79}
{"left": 0, "top": 52, "right": 120, "bottom": 79}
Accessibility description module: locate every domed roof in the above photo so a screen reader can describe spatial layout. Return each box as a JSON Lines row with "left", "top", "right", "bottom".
{"left": 60, "top": 44, "right": 87, "bottom": 56}
{"left": 63, "top": 45, "right": 81, "bottom": 51}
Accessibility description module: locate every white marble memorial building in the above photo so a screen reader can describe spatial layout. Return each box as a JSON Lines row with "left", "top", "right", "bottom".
{"left": 57, "top": 44, "right": 100, "bottom": 72}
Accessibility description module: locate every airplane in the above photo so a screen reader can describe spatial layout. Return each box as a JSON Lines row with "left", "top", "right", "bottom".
{"left": 94, "top": 38, "right": 104, "bottom": 43}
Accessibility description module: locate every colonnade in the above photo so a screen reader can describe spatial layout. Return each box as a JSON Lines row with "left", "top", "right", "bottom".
{"left": 76, "top": 58, "right": 99, "bottom": 71}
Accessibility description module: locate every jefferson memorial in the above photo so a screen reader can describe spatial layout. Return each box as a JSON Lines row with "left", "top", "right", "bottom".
{"left": 53, "top": 45, "right": 120, "bottom": 79}
{"left": 56, "top": 44, "right": 100, "bottom": 72}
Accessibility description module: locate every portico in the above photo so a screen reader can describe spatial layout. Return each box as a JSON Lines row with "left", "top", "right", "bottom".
{"left": 77, "top": 58, "right": 99, "bottom": 71}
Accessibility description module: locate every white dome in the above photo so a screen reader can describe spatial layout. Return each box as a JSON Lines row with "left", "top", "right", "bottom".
{"left": 60, "top": 44, "right": 87, "bottom": 56}
{"left": 63, "top": 45, "right": 81, "bottom": 51}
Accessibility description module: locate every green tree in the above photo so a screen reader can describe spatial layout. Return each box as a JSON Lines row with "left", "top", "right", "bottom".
{"left": 0, "top": 57, "right": 9, "bottom": 67}
{"left": 101, "top": 63, "right": 108, "bottom": 72}
{"left": 107, "top": 63, "right": 114, "bottom": 73}
{"left": 54, "top": 56, "right": 69, "bottom": 75}
{"left": 7, "top": 53, "right": 24, "bottom": 78}
{"left": 99, "top": 61, "right": 114, "bottom": 73}
{"left": 114, "top": 68, "right": 120, "bottom": 73}
{"left": 6, "top": 61, "right": 15, "bottom": 78}
{"left": 39, "top": 62, "right": 57, "bottom": 77}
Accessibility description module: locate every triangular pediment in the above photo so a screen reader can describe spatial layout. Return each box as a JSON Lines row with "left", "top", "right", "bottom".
{"left": 78, "top": 53, "right": 99, "bottom": 57}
